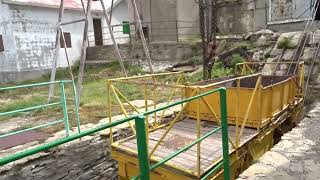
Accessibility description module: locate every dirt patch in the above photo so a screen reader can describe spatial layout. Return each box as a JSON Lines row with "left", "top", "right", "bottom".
{"left": 0, "top": 130, "right": 50, "bottom": 150}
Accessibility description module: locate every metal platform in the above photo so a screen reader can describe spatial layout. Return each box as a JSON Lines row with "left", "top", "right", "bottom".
{"left": 113, "top": 118, "right": 257, "bottom": 176}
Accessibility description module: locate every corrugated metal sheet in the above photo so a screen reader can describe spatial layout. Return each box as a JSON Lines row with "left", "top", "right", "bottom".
{"left": 2, "top": 0, "right": 119, "bottom": 12}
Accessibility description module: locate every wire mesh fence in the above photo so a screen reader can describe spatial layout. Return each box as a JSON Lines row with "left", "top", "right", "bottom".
{"left": 88, "top": 20, "right": 200, "bottom": 46}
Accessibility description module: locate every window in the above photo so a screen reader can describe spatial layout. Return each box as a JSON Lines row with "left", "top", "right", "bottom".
{"left": 60, "top": 32, "right": 72, "bottom": 48}
{"left": 0, "top": 35, "right": 4, "bottom": 52}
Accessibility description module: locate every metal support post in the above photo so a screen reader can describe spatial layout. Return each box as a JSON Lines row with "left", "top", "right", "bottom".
{"left": 100, "top": 0, "right": 127, "bottom": 76}
{"left": 60, "top": 82, "right": 70, "bottom": 137}
{"left": 220, "top": 88, "right": 230, "bottom": 180}
{"left": 77, "top": 0, "right": 92, "bottom": 103}
{"left": 48, "top": 0, "right": 65, "bottom": 102}
{"left": 135, "top": 115, "right": 150, "bottom": 180}
{"left": 131, "top": 0, "right": 154, "bottom": 73}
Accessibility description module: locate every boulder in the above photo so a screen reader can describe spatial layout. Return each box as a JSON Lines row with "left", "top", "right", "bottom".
{"left": 282, "top": 49, "right": 296, "bottom": 61}
{"left": 301, "top": 47, "right": 318, "bottom": 62}
{"left": 252, "top": 50, "right": 264, "bottom": 61}
{"left": 275, "top": 31, "right": 303, "bottom": 49}
{"left": 261, "top": 57, "right": 277, "bottom": 75}
{"left": 308, "top": 30, "right": 320, "bottom": 45}
{"left": 270, "top": 48, "right": 283, "bottom": 57}
{"left": 245, "top": 29, "right": 276, "bottom": 41}
{"left": 256, "top": 35, "right": 268, "bottom": 47}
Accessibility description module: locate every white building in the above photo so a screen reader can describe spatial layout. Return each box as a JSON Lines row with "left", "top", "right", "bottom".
{"left": 0, "top": 0, "right": 129, "bottom": 83}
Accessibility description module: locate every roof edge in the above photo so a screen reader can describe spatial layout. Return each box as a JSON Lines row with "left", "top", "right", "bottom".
{"left": 2, "top": 0, "right": 104, "bottom": 12}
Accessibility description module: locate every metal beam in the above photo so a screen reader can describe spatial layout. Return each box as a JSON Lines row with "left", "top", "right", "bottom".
{"left": 48, "top": 0, "right": 65, "bottom": 102}
{"left": 131, "top": 0, "right": 154, "bottom": 73}
{"left": 76, "top": 0, "right": 92, "bottom": 103}
{"left": 99, "top": 0, "right": 127, "bottom": 76}
{"left": 60, "top": 19, "right": 86, "bottom": 26}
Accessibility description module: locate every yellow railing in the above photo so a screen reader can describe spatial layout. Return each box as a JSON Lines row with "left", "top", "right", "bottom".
{"left": 108, "top": 62, "right": 305, "bottom": 176}
{"left": 107, "top": 72, "right": 187, "bottom": 144}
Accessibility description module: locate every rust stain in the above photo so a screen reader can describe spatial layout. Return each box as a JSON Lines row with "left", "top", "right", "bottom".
{"left": 162, "top": 133, "right": 194, "bottom": 149}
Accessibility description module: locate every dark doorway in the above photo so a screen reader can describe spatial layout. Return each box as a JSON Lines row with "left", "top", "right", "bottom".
{"left": 93, "top": 18, "right": 103, "bottom": 46}
{"left": 316, "top": 0, "right": 320, "bottom": 20}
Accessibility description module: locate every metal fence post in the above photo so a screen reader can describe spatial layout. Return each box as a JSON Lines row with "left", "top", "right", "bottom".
{"left": 72, "top": 81, "right": 81, "bottom": 133}
{"left": 60, "top": 82, "right": 70, "bottom": 137}
{"left": 135, "top": 115, "right": 150, "bottom": 180}
{"left": 175, "top": 20, "right": 179, "bottom": 42}
{"left": 219, "top": 88, "right": 230, "bottom": 180}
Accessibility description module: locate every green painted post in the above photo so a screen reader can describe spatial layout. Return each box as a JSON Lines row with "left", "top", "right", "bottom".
{"left": 60, "top": 82, "right": 70, "bottom": 137}
{"left": 219, "top": 88, "right": 230, "bottom": 180}
{"left": 71, "top": 81, "right": 81, "bottom": 133}
{"left": 134, "top": 115, "right": 150, "bottom": 180}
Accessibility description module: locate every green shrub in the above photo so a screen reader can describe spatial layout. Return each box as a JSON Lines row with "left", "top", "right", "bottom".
{"left": 277, "top": 37, "right": 296, "bottom": 49}
{"left": 230, "top": 54, "right": 245, "bottom": 68}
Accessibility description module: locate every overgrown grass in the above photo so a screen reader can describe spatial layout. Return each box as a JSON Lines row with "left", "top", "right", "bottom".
{"left": 0, "top": 54, "right": 246, "bottom": 133}
{"left": 0, "top": 61, "right": 145, "bottom": 127}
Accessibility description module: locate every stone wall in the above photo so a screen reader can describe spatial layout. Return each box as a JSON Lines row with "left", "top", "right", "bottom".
{"left": 0, "top": 133, "right": 118, "bottom": 180}
{"left": 86, "top": 42, "right": 201, "bottom": 71}
{"left": 238, "top": 102, "right": 320, "bottom": 180}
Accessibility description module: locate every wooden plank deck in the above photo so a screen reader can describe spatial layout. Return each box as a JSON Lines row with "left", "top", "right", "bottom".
{"left": 114, "top": 118, "right": 258, "bottom": 175}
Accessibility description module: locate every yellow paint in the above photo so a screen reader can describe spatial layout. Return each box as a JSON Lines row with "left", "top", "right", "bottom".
{"left": 184, "top": 76, "right": 296, "bottom": 129}
{"left": 109, "top": 64, "right": 305, "bottom": 180}
{"left": 112, "top": 150, "right": 195, "bottom": 180}
{"left": 112, "top": 109, "right": 291, "bottom": 180}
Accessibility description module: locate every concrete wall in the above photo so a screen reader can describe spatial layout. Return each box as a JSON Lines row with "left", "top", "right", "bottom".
{"left": 86, "top": 42, "right": 198, "bottom": 61}
{"left": 176, "top": 0, "right": 199, "bottom": 39}
{"left": 0, "top": 2, "right": 92, "bottom": 83}
{"left": 0, "top": 0, "right": 129, "bottom": 83}
{"left": 254, "top": 0, "right": 268, "bottom": 31}
{"left": 216, "top": 0, "right": 254, "bottom": 34}
{"left": 128, "top": 0, "right": 177, "bottom": 42}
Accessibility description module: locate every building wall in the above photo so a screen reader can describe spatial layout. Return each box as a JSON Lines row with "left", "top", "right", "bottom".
{"left": 108, "top": 0, "right": 129, "bottom": 44}
{"left": 0, "top": 2, "right": 95, "bottom": 83}
{"left": 88, "top": 0, "right": 130, "bottom": 46}
{"left": 176, "top": 0, "right": 199, "bottom": 39}
{"left": 268, "top": 0, "right": 312, "bottom": 22}
{"left": 266, "top": 0, "right": 315, "bottom": 32}
{"left": 128, "top": 0, "right": 177, "bottom": 42}
{"left": 254, "top": 0, "right": 268, "bottom": 31}
{"left": 0, "top": 1, "right": 130, "bottom": 83}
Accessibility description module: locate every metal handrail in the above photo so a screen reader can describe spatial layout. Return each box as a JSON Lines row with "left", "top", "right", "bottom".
{"left": 0, "top": 80, "right": 80, "bottom": 138}
{"left": 133, "top": 87, "right": 230, "bottom": 180}
{"left": 0, "top": 87, "right": 230, "bottom": 180}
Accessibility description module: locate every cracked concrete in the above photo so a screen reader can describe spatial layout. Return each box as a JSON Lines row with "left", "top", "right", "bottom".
{"left": 238, "top": 102, "right": 320, "bottom": 180}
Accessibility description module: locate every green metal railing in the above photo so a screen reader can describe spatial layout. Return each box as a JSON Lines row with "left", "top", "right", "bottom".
{"left": 0, "top": 87, "right": 229, "bottom": 180}
{"left": 0, "top": 80, "right": 80, "bottom": 138}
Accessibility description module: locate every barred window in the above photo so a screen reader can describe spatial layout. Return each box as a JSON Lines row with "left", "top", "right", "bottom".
{"left": 60, "top": 32, "right": 72, "bottom": 48}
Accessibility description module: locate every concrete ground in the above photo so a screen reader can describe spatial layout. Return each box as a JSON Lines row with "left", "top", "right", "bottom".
{"left": 238, "top": 102, "right": 320, "bottom": 180}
